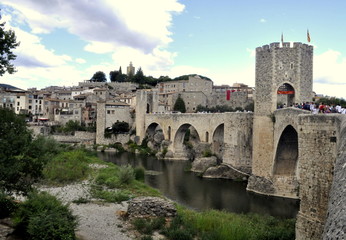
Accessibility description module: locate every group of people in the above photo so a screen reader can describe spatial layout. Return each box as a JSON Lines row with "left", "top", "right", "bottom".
{"left": 278, "top": 102, "right": 346, "bottom": 114}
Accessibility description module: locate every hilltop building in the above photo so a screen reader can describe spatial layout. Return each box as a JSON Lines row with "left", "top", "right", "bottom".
{"left": 127, "top": 62, "right": 135, "bottom": 76}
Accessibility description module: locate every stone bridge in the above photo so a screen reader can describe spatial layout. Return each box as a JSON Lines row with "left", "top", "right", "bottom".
{"left": 136, "top": 107, "right": 346, "bottom": 240}
{"left": 138, "top": 111, "right": 253, "bottom": 172}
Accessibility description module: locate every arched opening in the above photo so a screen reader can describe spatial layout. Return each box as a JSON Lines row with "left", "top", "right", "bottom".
{"left": 146, "top": 103, "right": 150, "bottom": 113}
{"left": 273, "top": 125, "right": 298, "bottom": 176}
{"left": 205, "top": 131, "right": 209, "bottom": 142}
{"left": 168, "top": 126, "right": 171, "bottom": 141}
{"left": 212, "top": 124, "right": 224, "bottom": 160}
{"left": 277, "top": 83, "right": 295, "bottom": 108}
{"left": 144, "top": 123, "right": 164, "bottom": 151}
{"left": 174, "top": 124, "right": 200, "bottom": 151}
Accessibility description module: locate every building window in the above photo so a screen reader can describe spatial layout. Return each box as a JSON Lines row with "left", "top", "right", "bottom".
{"left": 107, "top": 110, "right": 110, "bottom": 114}
{"left": 290, "top": 63, "right": 294, "bottom": 69}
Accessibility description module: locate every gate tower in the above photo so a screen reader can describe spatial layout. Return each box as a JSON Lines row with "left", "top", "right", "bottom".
{"left": 248, "top": 42, "right": 313, "bottom": 196}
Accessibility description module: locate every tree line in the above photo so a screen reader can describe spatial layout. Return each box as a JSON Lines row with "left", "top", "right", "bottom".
{"left": 90, "top": 68, "right": 211, "bottom": 88}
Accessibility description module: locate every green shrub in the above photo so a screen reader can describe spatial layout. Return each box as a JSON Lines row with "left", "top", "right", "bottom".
{"left": 202, "top": 149, "right": 212, "bottom": 157}
{"left": 13, "top": 191, "right": 77, "bottom": 240}
{"left": 141, "top": 236, "right": 153, "bottom": 240}
{"left": 118, "top": 165, "right": 135, "bottom": 185}
{"left": 90, "top": 186, "right": 131, "bottom": 203}
{"left": 0, "top": 191, "right": 18, "bottom": 218}
{"left": 134, "top": 166, "right": 145, "bottom": 181}
{"left": 132, "top": 218, "right": 153, "bottom": 235}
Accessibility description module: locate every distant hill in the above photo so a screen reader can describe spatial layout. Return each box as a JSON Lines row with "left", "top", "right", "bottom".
{"left": 0, "top": 83, "right": 24, "bottom": 91}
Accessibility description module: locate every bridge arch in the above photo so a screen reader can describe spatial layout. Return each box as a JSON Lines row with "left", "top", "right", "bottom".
{"left": 145, "top": 122, "right": 164, "bottom": 140}
{"left": 273, "top": 125, "right": 298, "bottom": 176}
{"left": 212, "top": 124, "right": 224, "bottom": 159}
{"left": 173, "top": 123, "right": 200, "bottom": 150}
{"left": 277, "top": 82, "right": 296, "bottom": 108}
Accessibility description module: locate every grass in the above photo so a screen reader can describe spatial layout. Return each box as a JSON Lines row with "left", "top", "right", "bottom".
{"left": 94, "top": 164, "right": 161, "bottom": 198}
{"left": 42, "top": 149, "right": 99, "bottom": 184}
{"left": 161, "top": 206, "right": 296, "bottom": 240}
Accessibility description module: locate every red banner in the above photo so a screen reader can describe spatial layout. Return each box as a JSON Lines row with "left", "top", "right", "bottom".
{"left": 226, "top": 90, "right": 231, "bottom": 100}
{"left": 277, "top": 90, "right": 294, "bottom": 95}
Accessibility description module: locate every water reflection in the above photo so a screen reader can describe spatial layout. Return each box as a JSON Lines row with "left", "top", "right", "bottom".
{"left": 98, "top": 151, "right": 299, "bottom": 219}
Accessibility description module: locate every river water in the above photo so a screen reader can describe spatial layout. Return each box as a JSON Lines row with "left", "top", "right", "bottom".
{"left": 98, "top": 151, "right": 299, "bottom": 219}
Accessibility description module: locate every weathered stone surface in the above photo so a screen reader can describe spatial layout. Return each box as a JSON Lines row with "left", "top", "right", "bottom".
{"left": 203, "top": 164, "right": 249, "bottom": 180}
{"left": 127, "top": 197, "right": 176, "bottom": 218}
{"left": 246, "top": 175, "right": 275, "bottom": 195}
{"left": 153, "top": 131, "right": 164, "bottom": 144}
{"left": 193, "top": 143, "right": 212, "bottom": 158}
{"left": 322, "top": 117, "right": 346, "bottom": 240}
{"left": 191, "top": 156, "right": 217, "bottom": 173}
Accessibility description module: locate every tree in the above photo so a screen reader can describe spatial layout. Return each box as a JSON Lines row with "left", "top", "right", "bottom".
{"left": 109, "top": 70, "right": 119, "bottom": 82}
{"left": 0, "top": 108, "right": 45, "bottom": 194}
{"left": 90, "top": 71, "right": 107, "bottom": 82}
{"left": 0, "top": 13, "right": 20, "bottom": 76}
{"left": 132, "top": 67, "right": 145, "bottom": 84}
{"left": 173, "top": 95, "right": 186, "bottom": 113}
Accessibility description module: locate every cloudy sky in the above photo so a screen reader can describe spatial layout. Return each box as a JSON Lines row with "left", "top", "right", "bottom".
{"left": 1, "top": 0, "right": 345, "bottom": 98}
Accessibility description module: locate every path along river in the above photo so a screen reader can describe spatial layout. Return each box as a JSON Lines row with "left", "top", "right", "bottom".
{"left": 98, "top": 152, "right": 299, "bottom": 219}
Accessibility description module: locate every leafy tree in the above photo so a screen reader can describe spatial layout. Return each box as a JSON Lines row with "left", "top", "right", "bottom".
{"left": 111, "top": 121, "right": 129, "bottom": 133}
{"left": 0, "top": 13, "right": 20, "bottom": 76}
{"left": 109, "top": 70, "right": 119, "bottom": 82}
{"left": 173, "top": 95, "right": 186, "bottom": 113}
{"left": 90, "top": 71, "right": 107, "bottom": 82}
{"left": 0, "top": 108, "right": 45, "bottom": 194}
{"left": 132, "top": 67, "right": 145, "bottom": 84}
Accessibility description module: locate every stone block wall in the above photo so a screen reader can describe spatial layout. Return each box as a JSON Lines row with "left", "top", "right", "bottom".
{"left": 222, "top": 112, "right": 253, "bottom": 172}
{"left": 322, "top": 115, "right": 346, "bottom": 239}
{"left": 296, "top": 114, "right": 341, "bottom": 240}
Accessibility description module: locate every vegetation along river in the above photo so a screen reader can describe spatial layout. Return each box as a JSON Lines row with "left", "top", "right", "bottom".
{"left": 98, "top": 152, "right": 299, "bottom": 219}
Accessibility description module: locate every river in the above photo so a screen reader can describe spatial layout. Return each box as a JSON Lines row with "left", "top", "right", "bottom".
{"left": 98, "top": 151, "right": 299, "bottom": 219}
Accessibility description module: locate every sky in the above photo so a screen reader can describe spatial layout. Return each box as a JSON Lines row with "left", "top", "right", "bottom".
{"left": 0, "top": 0, "right": 345, "bottom": 99}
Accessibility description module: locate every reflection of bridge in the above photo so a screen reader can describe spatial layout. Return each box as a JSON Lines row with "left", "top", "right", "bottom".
{"left": 142, "top": 112, "right": 253, "bottom": 170}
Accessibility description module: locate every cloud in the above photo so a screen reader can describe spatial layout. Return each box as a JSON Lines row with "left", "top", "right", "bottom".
{"left": 313, "top": 50, "right": 346, "bottom": 98}
{"left": 260, "top": 18, "right": 267, "bottom": 23}
{"left": 2, "top": 0, "right": 185, "bottom": 53}
{"left": 76, "top": 58, "right": 86, "bottom": 64}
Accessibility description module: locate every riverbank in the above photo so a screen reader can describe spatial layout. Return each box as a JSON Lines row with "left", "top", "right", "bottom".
{"left": 38, "top": 181, "right": 135, "bottom": 240}
{"left": 1, "top": 148, "right": 296, "bottom": 240}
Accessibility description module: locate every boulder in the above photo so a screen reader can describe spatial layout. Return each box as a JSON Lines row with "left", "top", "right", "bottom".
{"left": 127, "top": 197, "right": 176, "bottom": 218}
{"left": 153, "top": 131, "right": 164, "bottom": 144}
{"left": 191, "top": 156, "right": 217, "bottom": 173}
{"left": 203, "top": 164, "right": 249, "bottom": 180}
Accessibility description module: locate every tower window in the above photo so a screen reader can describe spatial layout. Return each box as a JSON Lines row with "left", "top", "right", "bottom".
{"left": 290, "top": 63, "right": 294, "bottom": 69}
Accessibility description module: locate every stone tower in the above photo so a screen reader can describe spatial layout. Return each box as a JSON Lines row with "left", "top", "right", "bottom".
{"left": 127, "top": 62, "right": 135, "bottom": 77}
{"left": 248, "top": 42, "right": 313, "bottom": 195}
{"left": 135, "top": 90, "right": 159, "bottom": 142}
{"left": 255, "top": 42, "right": 313, "bottom": 115}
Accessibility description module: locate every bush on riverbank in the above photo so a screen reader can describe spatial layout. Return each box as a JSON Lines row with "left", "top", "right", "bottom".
{"left": 13, "top": 191, "right": 77, "bottom": 240}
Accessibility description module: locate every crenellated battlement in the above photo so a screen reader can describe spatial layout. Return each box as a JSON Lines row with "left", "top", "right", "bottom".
{"left": 256, "top": 42, "right": 313, "bottom": 53}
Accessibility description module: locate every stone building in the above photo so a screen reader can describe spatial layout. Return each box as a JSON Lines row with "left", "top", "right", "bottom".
{"left": 96, "top": 101, "right": 133, "bottom": 144}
